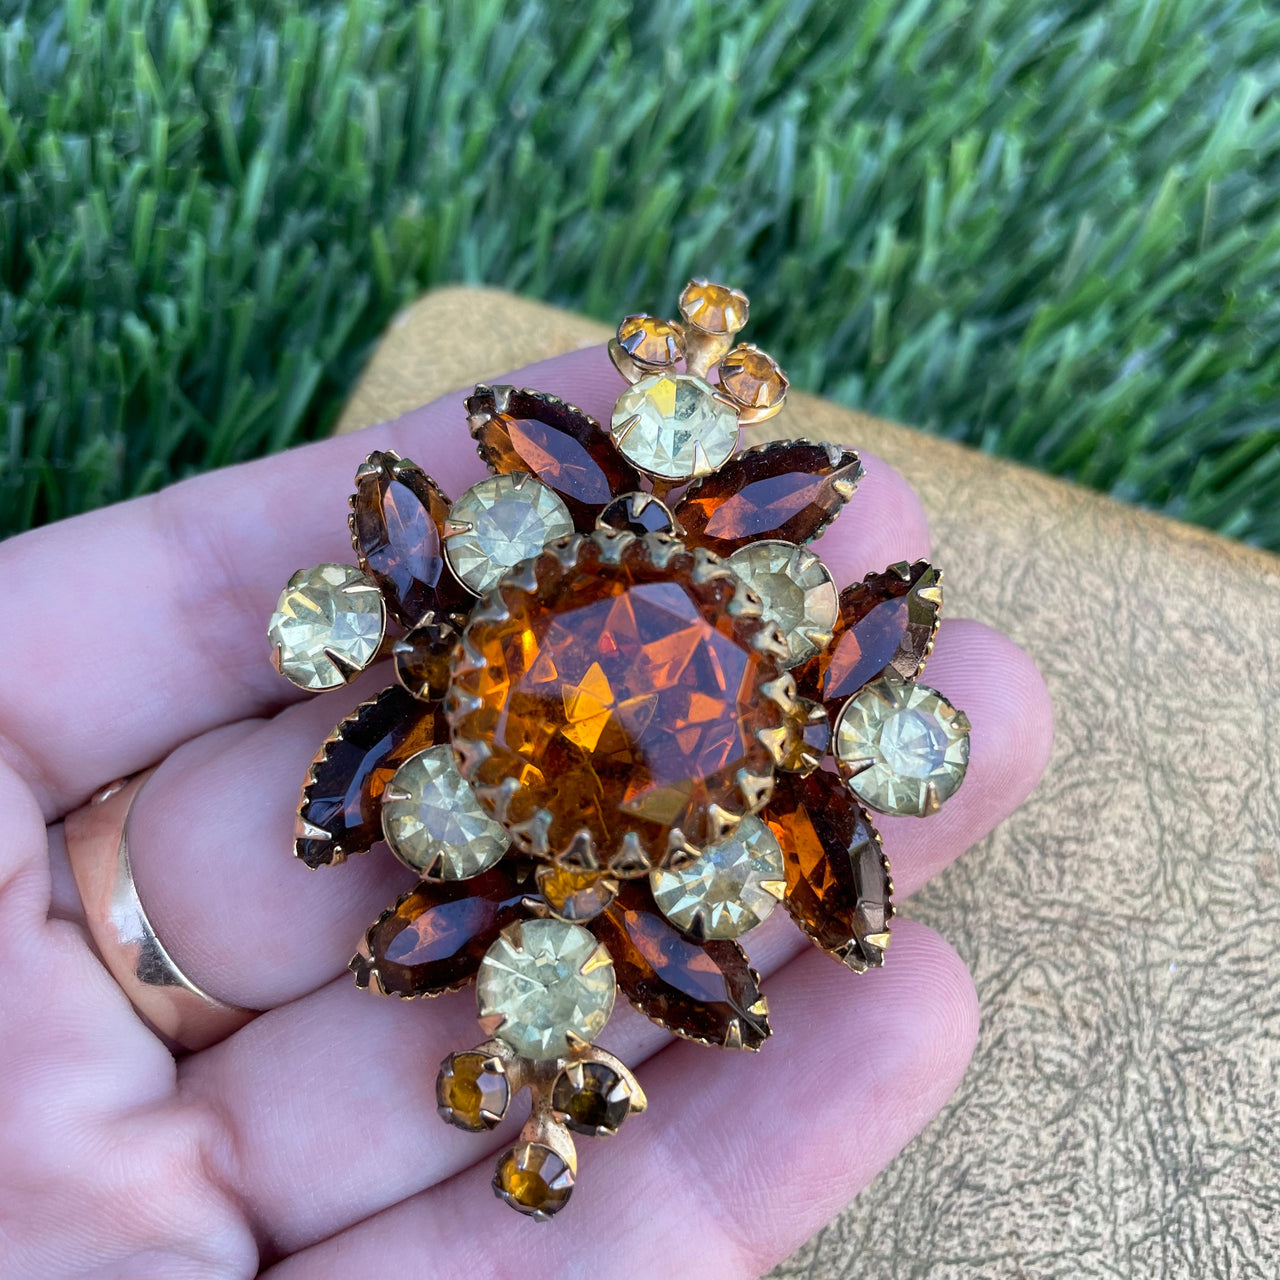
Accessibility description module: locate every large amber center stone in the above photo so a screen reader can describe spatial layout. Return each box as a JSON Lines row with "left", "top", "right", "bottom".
{"left": 449, "top": 533, "right": 786, "bottom": 874}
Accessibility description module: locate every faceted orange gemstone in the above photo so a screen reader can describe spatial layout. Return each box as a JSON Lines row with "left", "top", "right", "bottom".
{"left": 675, "top": 440, "right": 863, "bottom": 556}
{"left": 795, "top": 561, "right": 942, "bottom": 713}
{"left": 617, "top": 313, "right": 685, "bottom": 367}
{"left": 679, "top": 279, "right": 749, "bottom": 334}
{"left": 437, "top": 1051, "right": 510, "bottom": 1131}
{"left": 493, "top": 1143, "right": 574, "bottom": 1218}
{"left": 765, "top": 769, "right": 892, "bottom": 972}
{"left": 450, "top": 534, "right": 785, "bottom": 873}
{"left": 718, "top": 344, "right": 788, "bottom": 410}
{"left": 536, "top": 865, "right": 618, "bottom": 922}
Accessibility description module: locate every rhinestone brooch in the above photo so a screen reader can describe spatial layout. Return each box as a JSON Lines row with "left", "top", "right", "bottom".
{"left": 269, "top": 278, "right": 971, "bottom": 1219}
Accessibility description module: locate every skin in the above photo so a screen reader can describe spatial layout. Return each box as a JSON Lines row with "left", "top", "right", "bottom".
{"left": 0, "top": 347, "right": 1053, "bottom": 1279}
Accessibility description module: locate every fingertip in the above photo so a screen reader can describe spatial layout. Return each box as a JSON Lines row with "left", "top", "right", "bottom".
{"left": 813, "top": 451, "right": 932, "bottom": 587}
{"left": 927, "top": 617, "right": 1055, "bottom": 816}
{"left": 881, "top": 920, "right": 981, "bottom": 1103}
{"left": 876, "top": 618, "right": 1053, "bottom": 896}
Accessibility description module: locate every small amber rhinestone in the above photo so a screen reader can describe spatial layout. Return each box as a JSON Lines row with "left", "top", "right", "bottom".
{"left": 679, "top": 279, "right": 749, "bottom": 335}
{"left": 596, "top": 491, "right": 680, "bottom": 538}
{"left": 393, "top": 617, "right": 459, "bottom": 702}
{"left": 552, "top": 1061, "right": 633, "bottom": 1135}
{"left": 437, "top": 1051, "right": 510, "bottom": 1131}
{"left": 775, "top": 695, "right": 831, "bottom": 775}
{"left": 494, "top": 1143, "right": 574, "bottom": 1218}
{"left": 617, "top": 314, "right": 685, "bottom": 368}
{"left": 537, "top": 865, "right": 619, "bottom": 923}
{"left": 718, "top": 344, "right": 788, "bottom": 410}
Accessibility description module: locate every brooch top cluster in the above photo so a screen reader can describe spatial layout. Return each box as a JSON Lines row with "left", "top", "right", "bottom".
{"left": 267, "top": 279, "right": 971, "bottom": 1219}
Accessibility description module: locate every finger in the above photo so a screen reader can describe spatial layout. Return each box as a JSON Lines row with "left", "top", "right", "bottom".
{"left": 101, "top": 456, "right": 932, "bottom": 1011}
{"left": 177, "top": 612, "right": 1046, "bottom": 1247}
{"left": 879, "top": 616, "right": 1054, "bottom": 896}
{"left": 0, "top": 763, "right": 260, "bottom": 1279}
{"left": 0, "top": 345, "right": 609, "bottom": 818}
{"left": 260, "top": 921, "right": 977, "bottom": 1279}
{"left": 180, "top": 906, "right": 813, "bottom": 1258}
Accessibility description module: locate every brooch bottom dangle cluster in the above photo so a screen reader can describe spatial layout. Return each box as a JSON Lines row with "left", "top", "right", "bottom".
{"left": 267, "top": 280, "right": 971, "bottom": 1219}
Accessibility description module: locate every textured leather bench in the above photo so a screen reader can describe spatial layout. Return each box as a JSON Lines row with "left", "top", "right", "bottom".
{"left": 337, "top": 287, "right": 1280, "bottom": 1279}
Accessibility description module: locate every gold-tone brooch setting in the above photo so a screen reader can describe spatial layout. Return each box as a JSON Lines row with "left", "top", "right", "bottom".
{"left": 267, "top": 279, "right": 971, "bottom": 1218}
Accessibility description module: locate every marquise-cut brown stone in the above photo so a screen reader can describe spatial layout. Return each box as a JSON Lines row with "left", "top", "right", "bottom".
{"left": 795, "top": 561, "right": 942, "bottom": 713}
{"left": 468, "top": 385, "right": 643, "bottom": 530}
{"left": 764, "top": 769, "right": 892, "bottom": 972}
{"left": 675, "top": 440, "right": 864, "bottom": 555}
{"left": 350, "top": 866, "right": 528, "bottom": 997}
{"left": 351, "top": 450, "right": 467, "bottom": 626}
{"left": 589, "top": 884, "right": 771, "bottom": 1049}
{"left": 450, "top": 533, "right": 785, "bottom": 871}
{"left": 296, "top": 685, "right": 443, "bottom": 867}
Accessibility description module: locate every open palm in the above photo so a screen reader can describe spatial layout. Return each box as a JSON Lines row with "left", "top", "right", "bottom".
{"left": 0, "top": 345, "right": 1051, "bottom": 1279}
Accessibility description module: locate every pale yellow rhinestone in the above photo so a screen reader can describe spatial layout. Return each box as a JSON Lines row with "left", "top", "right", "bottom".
{"left": 267, "top": 563, "right": 385, "bottom": 690}
{"left": 650, "top": 815, "right": 785, "bottom": 939}
{"left": 381, "top": 745, "right": 509, "bottom": 879}
{"left": 611, "top": 372, "right": 739, "bottom": 479}
{"left": 834, "top": 677, "right": 970, "bottom": 816}
{"left": 444, "top": 474, "right": 574, "bottom": 595}
{"left": 726, "top": 540, "right": 838, "bottom": 668}
{"left": 477, "top": 920, "right": 616, "bottom": 1061}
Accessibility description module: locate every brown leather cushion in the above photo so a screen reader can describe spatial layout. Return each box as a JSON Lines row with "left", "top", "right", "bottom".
{"left": 338, "top": 288, "right": 1280, "bottom": 1277}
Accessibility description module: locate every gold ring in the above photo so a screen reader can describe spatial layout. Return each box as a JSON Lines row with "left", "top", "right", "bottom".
{"left": 64, "top": 770, "right": 256, "bottom": 1052}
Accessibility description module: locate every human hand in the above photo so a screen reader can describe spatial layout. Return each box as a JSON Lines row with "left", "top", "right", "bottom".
{"left": 0, "top": 345, "right": 1051, "bottom": 1278}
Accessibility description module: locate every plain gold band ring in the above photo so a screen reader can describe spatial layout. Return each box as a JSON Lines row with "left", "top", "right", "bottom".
{"left": 63, "top": 769, "right": 256, "bottom": 1052}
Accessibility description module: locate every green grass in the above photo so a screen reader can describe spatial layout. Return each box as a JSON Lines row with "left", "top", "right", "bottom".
{"left": 3, "top": 0, "right": 1279, "bottom": 545}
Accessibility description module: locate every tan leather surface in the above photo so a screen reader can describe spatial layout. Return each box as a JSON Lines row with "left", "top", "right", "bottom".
{"left": 337, "top": 288, "right": 1280, "bottom": 1278}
